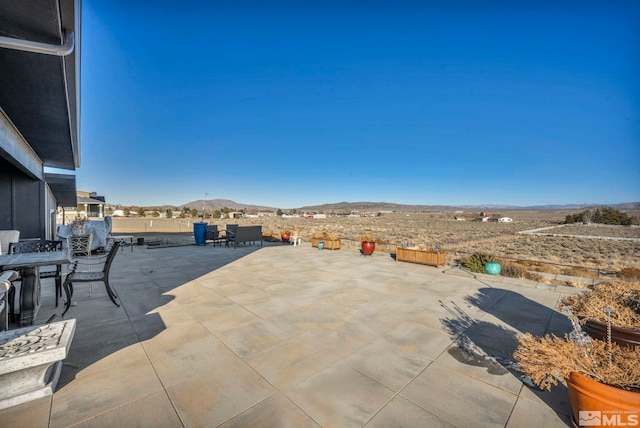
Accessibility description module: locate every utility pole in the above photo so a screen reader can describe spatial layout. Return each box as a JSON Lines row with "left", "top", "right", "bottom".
{"left": 202, "top": 192, "right": 208, "bottom": 219}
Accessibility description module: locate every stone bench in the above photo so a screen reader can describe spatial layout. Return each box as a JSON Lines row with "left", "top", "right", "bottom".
{"left": 0, "top": 319, "right": 76, "bottom": 409}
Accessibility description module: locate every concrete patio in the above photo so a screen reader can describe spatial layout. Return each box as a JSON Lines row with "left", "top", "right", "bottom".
{"left": 0, "top": 241, "right": 577, "bottom": 427}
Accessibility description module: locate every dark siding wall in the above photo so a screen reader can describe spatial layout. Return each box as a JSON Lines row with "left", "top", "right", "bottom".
{"left": 0, "top": 158, "right": 13, "bottom": 230}
{"left": 0, "top": 157, "right": 45, "bottom": 238}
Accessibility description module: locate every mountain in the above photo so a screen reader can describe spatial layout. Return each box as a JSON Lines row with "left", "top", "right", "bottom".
{"left": 180, "top": 199, "right": 276, "bottom": 212}
{"left": 178, "top": 199, "right": 640, "bottom": 213}
{"left": 297, "top": 201, "right": 456, "bottom": 212}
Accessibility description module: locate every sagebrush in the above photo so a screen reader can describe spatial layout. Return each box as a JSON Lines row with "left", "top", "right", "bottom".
{"left": 560, "top": 280, "right": 640, "bottom": 329}
{"left": 514, "top": 333, "right": 640, "bottom": 391}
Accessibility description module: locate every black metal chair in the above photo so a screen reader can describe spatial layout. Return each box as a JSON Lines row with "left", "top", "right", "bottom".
{"left": 205, "top": 225, "right": 219, "bottom": 245}
{"left": 62, "top": 240, "right": 121, "bottom": 317}
{"left": 225, "top": 224, "right": 238, "bottom": 246}
{"left": 7, "top": 240, "right": 64, "bottom": 321}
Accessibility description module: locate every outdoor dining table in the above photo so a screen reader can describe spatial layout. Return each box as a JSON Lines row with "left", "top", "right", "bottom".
{"left": 0, "top": 249, "right": 71, "bottom": 326}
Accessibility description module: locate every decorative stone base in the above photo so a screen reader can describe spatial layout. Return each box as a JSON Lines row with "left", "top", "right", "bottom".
{"left": 0, "top": 319, "right": 76, "bottom": 410}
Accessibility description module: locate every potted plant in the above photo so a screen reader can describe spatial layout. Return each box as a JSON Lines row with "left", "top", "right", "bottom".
{"left": 395, "top": 242, "right": 446, "bottom": 267}
{"left": 514, "top": 309, "right": 640, "bottom": 427}
{"left": 69, "top": 216, "right": 88, "bottom": 235}
{"left": 360, "top": 233, "right": 376, "bottom": 255}
{"left": 311, "top": 231, "right": 327, "bottom": 248}
{"left": 311, "top": 231, "right": 341, "bottom": 250}
{"left": 560, "top": 280, "right": 640, "bottom": 347}
{"left": 280, "top": 229, "right": 291, "bottom": 243}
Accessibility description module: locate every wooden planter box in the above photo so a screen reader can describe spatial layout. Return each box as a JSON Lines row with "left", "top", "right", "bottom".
{"left": 395, "top": 248, "right": 446, "bottom": 267}
{"left": 311, "top": 238, "right": 341, "bottom": 250}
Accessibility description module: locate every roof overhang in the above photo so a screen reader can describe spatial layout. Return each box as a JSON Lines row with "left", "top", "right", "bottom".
{"left": 0, "top": 0, "right": 81, "bottom": 171}
{"left": 77, "top": 195, "right": 105, "bottom": 205}
{"left": 44, "top": 172, "right": 77, "bottom": 207}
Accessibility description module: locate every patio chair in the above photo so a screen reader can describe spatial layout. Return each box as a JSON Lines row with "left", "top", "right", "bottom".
{"left": 291, "top": 231, "right": 302, "bottom": 246}
{"left": 67, "top": 234, "right": 92, "bottom": 257}
{"left": 225, "top": 224, "right": 238, "bottom": 246}
{"left": 8, "top": 240, "right": 65, "bottom": 316}
{"left": 62, "top": 240, "right": 121, "bottom": 317}
{"left": 0, "top": 230, "right": 20, "bottom": 255}
{"left": 205, "top": 225, "right": 225, "bottom": 246}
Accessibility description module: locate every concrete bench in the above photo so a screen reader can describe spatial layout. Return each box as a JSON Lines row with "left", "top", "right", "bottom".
{"left": 0, "top": 319, "right": 76, "bottom": 409}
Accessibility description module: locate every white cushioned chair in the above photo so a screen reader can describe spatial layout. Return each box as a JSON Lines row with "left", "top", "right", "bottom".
{"left": 0, "top": 230, "right": 20, "bottom": 255}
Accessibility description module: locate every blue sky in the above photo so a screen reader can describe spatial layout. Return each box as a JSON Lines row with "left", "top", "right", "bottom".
{"left": 75, "top": 1, "right": 639, "bottom": 208}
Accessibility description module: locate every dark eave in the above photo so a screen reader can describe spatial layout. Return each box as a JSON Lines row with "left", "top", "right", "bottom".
{"left": 44, "top": 172, "right": 77, "bottom": 207}
{"left": 0, "top": 0, "right": 81, "bottom": 171}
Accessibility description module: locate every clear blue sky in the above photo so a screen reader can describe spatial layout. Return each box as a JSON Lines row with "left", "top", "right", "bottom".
{"left": 75, "top": 1, "right": 639, "bottom": 208}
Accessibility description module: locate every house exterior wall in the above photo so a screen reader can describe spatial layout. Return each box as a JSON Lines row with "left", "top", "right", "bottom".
{"left": 0, "top": 157, "right": 47, "bottom": 239}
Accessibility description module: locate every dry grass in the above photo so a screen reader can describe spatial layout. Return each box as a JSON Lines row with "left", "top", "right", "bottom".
{"left": 514, "top": 333, "right": 640, "bottom": 391}
{"left": 111, "top": 211, "right": 640, "bottom": 273}
{"left": 556, "top": 224, "right": 640, "bottom": 239}
{"left": 619, "top": 267, "right": 640, "bottom": 281}
{"left": 560, "top": 281, "right": 640, "bottom": 329}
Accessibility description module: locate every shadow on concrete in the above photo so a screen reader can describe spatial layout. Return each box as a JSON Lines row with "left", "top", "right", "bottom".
{"left": 47, "top": 241, "right": 291, "bottom": 390}
{"left": 440, "top": 286, "right": 574, "bottom": 424}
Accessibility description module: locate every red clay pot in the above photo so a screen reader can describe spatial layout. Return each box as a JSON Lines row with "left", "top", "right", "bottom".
{"left": 281, "top": 232, "right": 290, "bottom": 243}
{"left": 361, "top": 241, "right": 375, "bottom": 255}
{"left": 566, "top": 371, "right": 640, "bottom": 428}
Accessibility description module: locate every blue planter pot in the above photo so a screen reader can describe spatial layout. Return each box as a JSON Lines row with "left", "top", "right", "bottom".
{"left": 318, "top": 240, "right": 324, "bottom": 250}
{"left": 193, "top": 222, "right": 207, "bottom": 245}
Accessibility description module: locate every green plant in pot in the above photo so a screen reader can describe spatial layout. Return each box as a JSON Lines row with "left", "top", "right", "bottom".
{"left": 514, "top": 308, "right": 640, "bottom": 427}
{"left": 360, "top": 233, "right": 376, "bottom": 255}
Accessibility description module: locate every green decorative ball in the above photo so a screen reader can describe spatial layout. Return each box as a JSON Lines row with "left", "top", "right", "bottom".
{"left": 484, "top": 262, "right": 501, "bottom": 275}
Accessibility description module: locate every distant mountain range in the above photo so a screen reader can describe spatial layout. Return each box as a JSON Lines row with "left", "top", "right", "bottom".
{"left": 179, "top": 199, "right": 640, "bottom": 213}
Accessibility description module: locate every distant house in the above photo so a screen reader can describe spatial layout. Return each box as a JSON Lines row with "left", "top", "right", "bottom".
{"left": 312, "top": 213, "right": 327, "bottom": 219}
{"left": 454, "top": 216, "right": 465, "bottom": 221}
{"left": 59, "top": 191, "right": 105, "bottom": 222}
{"left": 498, "top": 217, "right": 513, "bottom": 222}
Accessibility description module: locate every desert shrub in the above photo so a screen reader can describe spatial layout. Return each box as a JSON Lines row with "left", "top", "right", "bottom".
{"left": 529, "top": 263, "right": 560, "bottom": 274}
{"left": 560, "top": 280, "right": 640, "bottom": 329}
{"left": 313, "top": 231, "right": 340, "bottom": 240}
{"left": 463, "top": 252, "right": 497, "bottom": 273}
{"left": 618, "top": 267, "right": 640, "bottom": 282}
{"left": 499, "top": 262, "right": 527, "bottom": 279}
{"left": 514, "top": 333, "right": 640, "bottom": 391}
{"left": 561, "top": 266, "right": 598, "bottom": 279}
{"left": 498, "top": 261, "right": 544, "bottom": 281}
{"left": 360, "top": 233, "right": 376, "bottom": 242}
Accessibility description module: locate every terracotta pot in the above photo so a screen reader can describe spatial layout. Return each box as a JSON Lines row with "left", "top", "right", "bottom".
{"left": 361, "top": 241, "right": 375, "bottom": 255}
{"left": 566, "top": 371, "right": 640, "bottom": 428}
{"left": 583, "top": 319, "right": 640, "bottom": 348}
{"left": 281, "top": 232, "right": 290, "bottom": 243}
